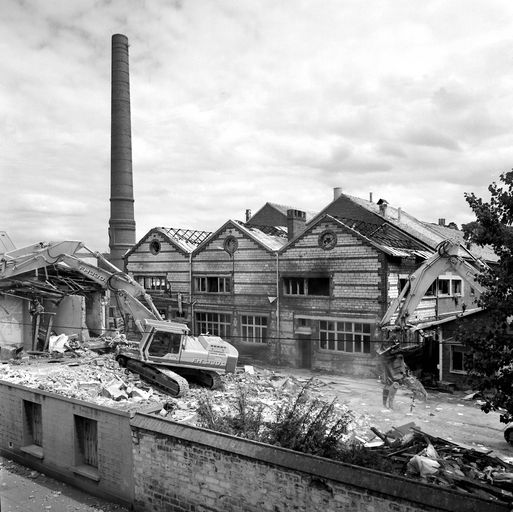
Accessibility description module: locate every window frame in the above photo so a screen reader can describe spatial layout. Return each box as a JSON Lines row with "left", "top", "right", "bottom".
{"left": 283, "top": 276, "right": 331, "bottom": 297}
{"left": 195, "top": 312, "right": 232, "bottom": 338}
{"left": 240, "top": 315, "right": 268, "bottom": 343}
{"left": 134, "top": 275, "right": 167, "bottom": 291}
{"left": 450, "top": 344, "right": 468, "bottom": 374}
{"left": 319, "top": 320, "right": 372, "bottom": 354}
{"left": 194, "top": 275, "right": 232, "bottom": 294}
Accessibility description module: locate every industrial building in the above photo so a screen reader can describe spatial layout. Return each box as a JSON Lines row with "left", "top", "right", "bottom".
{"left": 125, "top": 188, "right": 496, "bottom": 385}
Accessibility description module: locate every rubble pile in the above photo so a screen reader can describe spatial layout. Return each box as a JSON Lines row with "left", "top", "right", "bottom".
{"left": 369, "top": 422, "right": 513, "bottom": 504}
{"left": 0, "top": 351, "right": 164, "bottom": 411}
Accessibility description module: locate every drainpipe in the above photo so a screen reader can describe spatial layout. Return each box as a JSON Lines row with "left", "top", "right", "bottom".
{"left": 275, "top": 252, "right": 281, "bottom": 364}
{"left": 189, "top": 252, "right": 193, "bottom": 335}
{"left": 438, "top": 327, "right": 443, "bottom": 382}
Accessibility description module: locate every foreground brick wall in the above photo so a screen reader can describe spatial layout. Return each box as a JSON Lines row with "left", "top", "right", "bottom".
{"left": 130, "top": 413, "right": 508, "bottom": 512}
{"left": 0, "top": 381, "right": 134, "bottom": 506}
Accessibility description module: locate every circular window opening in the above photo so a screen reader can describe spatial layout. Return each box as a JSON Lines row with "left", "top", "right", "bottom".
{"left": 150, "top": 239, "right": 161, "bottom": 255}
{"left": 223, "top": 236, "right": 238, "bottom": 255}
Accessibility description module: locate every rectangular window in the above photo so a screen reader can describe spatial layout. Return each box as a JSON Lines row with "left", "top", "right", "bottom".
{"left": 195, "top": 312, "right": 231, "bottom": 338}
{"left": 438, "top": 278, "right": 451, "bottom": 296}
{"left": 23, "top": 401, "right": 42, "bottom": 447}
{"left": 194, "top": 276, "right": 231, "bottom": 293}
{"left": 241, "top": 315, "right": 268, "bottom": 343}
{"left": 283, "top": 277, "right": 330, "bottom": 296}
{"left": 75, "top": 415, "right": 98, "bottom": 468}
{"left": 134, "top": 275, "right": 167, "bottom": 291}
{"left": 450, "top": 344, "right": 468, "bottom": 373}
{"left": 452, "top": 279, "right": 462, "bottom": 295}
{"left": 319, "top": 321, "right": 372, "bottom": 354}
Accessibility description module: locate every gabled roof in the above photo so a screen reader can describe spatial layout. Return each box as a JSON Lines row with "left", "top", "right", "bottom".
{"left": 279, "top": 213, "right": 432, "bottom": 258}
{"left": 265, "top": 202, "right": 318, "bottom": 222}
{"left": 310, "top": 192, "right": 497, "bottom": 263}
{"left": 125, "top": 227, "right": 212, "bottom": 258}
{"left": 246, "top": 202, "right": 317, "bottom": 228}
{"left": 194, "top": 220, "right": 287, "bottom": 255}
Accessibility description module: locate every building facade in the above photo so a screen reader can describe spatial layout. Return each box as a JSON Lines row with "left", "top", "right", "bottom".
{"left": 125, "top": 190, "right": 492, "bottom": 382}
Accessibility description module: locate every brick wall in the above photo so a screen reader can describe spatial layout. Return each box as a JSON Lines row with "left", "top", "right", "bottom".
{"left": 130, "top": 412, "right": 508, "bottom": 512}
{"left": 0, "top": 381, "right": 134, "bottom": 507}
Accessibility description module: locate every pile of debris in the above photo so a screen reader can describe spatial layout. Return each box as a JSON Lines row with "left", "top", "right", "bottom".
{"left": 368, "top": 422, "right": 513, "bottom": 504}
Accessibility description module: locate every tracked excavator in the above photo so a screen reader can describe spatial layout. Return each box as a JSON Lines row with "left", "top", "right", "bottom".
{"left": 0, "top": 240, "right": 238, "bottom": 397}
{"left": 377, "top": 239, "right": 489, "bottom": 405}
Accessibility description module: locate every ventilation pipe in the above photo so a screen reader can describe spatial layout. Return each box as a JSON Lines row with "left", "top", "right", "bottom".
{"left": 245, "top": 209, "right": 252, "bottom": 222}
{"left": 377, "top": 199, "right": 388, "bottom": 218}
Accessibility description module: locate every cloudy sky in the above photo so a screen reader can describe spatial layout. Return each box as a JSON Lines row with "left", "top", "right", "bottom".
{"left": 2, "top": 0, "right": 513, "bottom": 252}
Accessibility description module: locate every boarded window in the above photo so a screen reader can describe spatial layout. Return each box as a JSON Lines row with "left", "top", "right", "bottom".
{"left": 23, "top": 401, "right": 42, "bottom": 446}
{"left": 75, "top": 416, "right": 98, "bottom": 468}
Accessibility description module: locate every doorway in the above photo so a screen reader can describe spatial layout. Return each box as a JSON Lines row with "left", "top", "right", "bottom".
{"left": 298, "top": 335, "right": 312, "bottom": 369}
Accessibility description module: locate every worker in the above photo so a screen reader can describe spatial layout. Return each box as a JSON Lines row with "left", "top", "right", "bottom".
{"left": 377, "top": 340, "right": 407, "bottom": 409}
{"left": 29, "top": 298, "right": 44, "bottom": 350}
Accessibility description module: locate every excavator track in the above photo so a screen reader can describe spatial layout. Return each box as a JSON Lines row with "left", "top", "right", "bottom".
{"left": 117, "top": 356, "right": 189, "bottom": 397}
{"left": 173, "top": 368, "right": 223, "bottom": 390}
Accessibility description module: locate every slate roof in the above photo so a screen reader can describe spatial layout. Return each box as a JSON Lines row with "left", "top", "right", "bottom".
{"left": 344, "top": 195, "right": 498, "bottom": 263}
{"left": 265, "top": 203, "right": 318, "bottom": 222}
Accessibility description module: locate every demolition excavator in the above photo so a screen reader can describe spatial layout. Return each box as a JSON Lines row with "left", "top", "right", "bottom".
{"left": 0, "top": 240, "right": 239, "bottom": 397}
{"left": 376, "top": 239, "right": 489, "bottom": 403}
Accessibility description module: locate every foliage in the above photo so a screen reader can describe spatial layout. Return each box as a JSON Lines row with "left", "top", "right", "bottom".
{"left": 460, "top": 170, "right": 513, "bottom": 423}
{"left": 196, "top": 379, "right": 391, "bottom": 471}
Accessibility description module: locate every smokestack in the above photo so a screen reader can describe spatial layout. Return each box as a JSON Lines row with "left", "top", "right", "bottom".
{"left": 109, "top": 34, "right": 136, "bottom": 270}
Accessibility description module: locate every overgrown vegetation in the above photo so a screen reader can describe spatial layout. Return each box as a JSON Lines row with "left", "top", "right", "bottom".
{"left": 459, "top": 170, "right": 513, "bottom": 423}
{"left": 196, "top": 379, "right": 395, "bottom": 472}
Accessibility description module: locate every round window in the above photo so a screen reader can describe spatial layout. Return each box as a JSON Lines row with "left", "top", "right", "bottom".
{"left": 318, "top": 230, "right": 337, "bottom": 250}
{"left": 223, "top": 236, "right": 238, "bottom": 255}
{"left": 150, "top": 239, "right": 161, "bottom": 255}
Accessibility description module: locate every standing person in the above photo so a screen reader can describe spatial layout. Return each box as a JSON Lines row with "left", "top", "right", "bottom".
{"left": 377, "top": 341, "right": 406, "bottom": 409}
{"left": 29, "top": 298, "right": 44, "bottom": 350}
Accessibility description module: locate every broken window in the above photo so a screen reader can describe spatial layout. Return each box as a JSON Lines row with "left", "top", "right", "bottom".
{"left": 319, "top": 321, "right": 371, "bottom": 354}
{"left": 23, "top": 400, "right": 42, "bottom": 447}
{"left": 452, "top": 279, "right": 462, "bottom": 295}
{"left": 135, "top": 275, "right": 167, "bottom": 291}
{"left": 75, "top": 415, "right": 98, "bottom": 468}
{"left": 194, "top": 276, "right": 231, "bottom": 293}
{"left": 195, "top": 312, "right": 231, "bottom": 338}
{"left": 241, "top": 315, "right": 268, "bottom": 343}
{"left": 283, "top": 277, "right": 330, "bottom": 296}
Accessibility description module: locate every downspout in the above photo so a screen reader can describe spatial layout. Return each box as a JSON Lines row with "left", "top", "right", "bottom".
{"left": 189, "top": 252, "right": 194, "bottom": 336}
{"left": 438, "top": 327, "right": 443, "bottom": 382}
{"left": 275, "top": 251, "right": 281, "bottom": 364}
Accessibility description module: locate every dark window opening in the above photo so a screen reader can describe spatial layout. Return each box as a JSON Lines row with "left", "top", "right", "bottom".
{"left": 23, "top": 401, "right": 42, "bottom": 447}
{"left": 75, "top": 416, "right": 98, "bottom": 468}
{"left": 320, "top": 321, "right": 371, "bottom": 354}
{"left": 194, "top": 276, "right": 231, "bottom": 293}
{"left": 284, "top": 277, "right": 330, "bottom": 296}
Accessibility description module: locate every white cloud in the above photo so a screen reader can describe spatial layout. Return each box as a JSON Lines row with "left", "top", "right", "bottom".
{"left": 1, "top": 0, "right": 513, "bottom": 251}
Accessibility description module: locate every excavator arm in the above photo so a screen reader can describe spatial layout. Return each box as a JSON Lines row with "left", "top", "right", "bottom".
{"left": 380, "top": 240, "right": 488, "bottom": 330}
{"left": 0, "top": 240, "right": 163, "bottom": 331}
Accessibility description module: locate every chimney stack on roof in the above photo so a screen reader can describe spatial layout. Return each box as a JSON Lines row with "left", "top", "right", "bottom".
{"left": 369, "top": 192, "right": 373, "bottom": 203}
{"left": 333, "top": 187, "right": 342, "bottom": 200}
{"left": 438, "top": 218, "right": 446, "bottom": 226}
{"left": 287, "top": 209, "right": 306, "bottom": 241}
{"left": 245, "top": 209, "right": 252, "bottom": 222}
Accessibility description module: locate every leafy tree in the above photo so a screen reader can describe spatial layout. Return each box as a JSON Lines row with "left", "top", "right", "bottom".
{"left": 461, "top": 170, "right": 513, "bottom": 423}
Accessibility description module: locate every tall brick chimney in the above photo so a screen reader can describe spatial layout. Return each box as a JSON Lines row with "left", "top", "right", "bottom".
{"left": 108, "top": 34, "right": 136, "bottom": 270}
{"left": 287, "top": 209, "right": 306, "bottom": 241}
